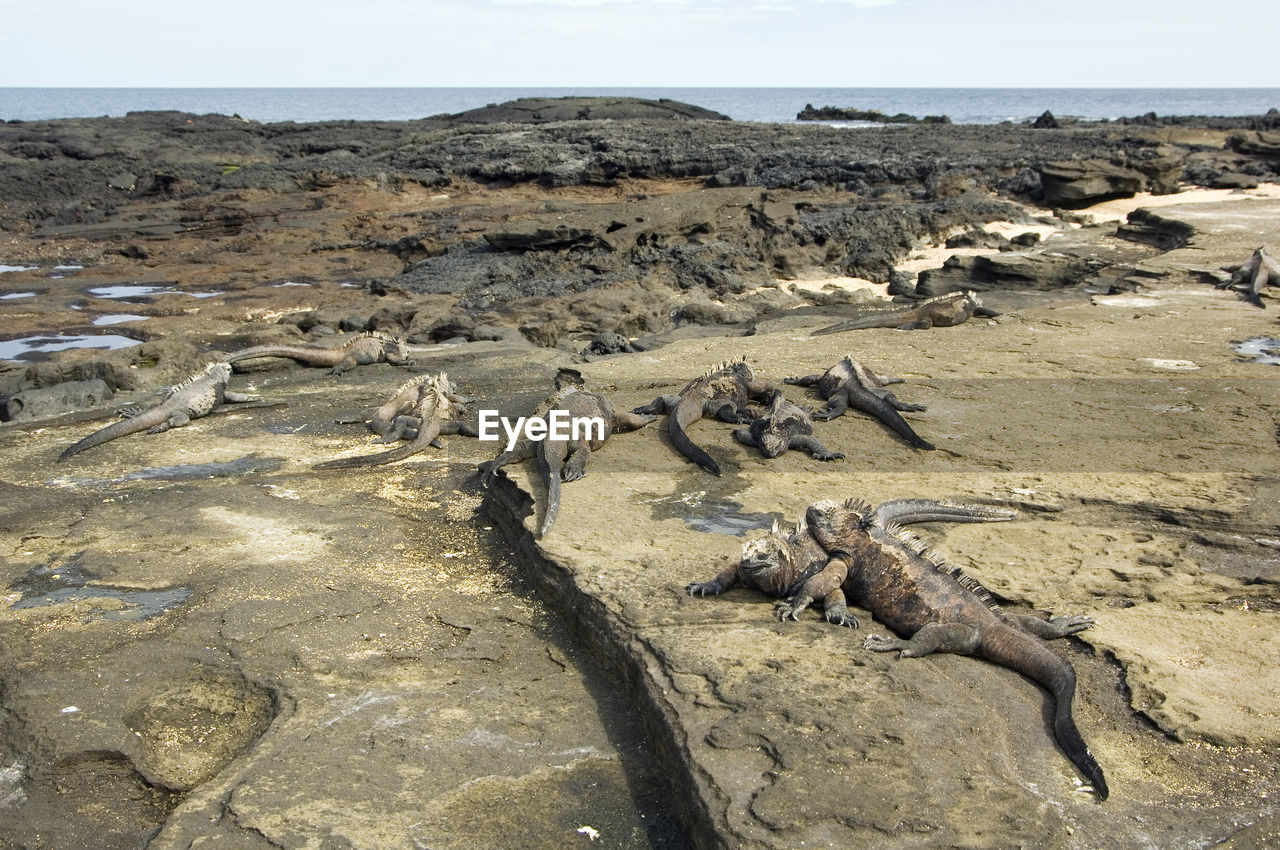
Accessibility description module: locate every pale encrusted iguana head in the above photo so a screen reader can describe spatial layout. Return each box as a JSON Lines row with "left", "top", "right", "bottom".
{"left": 738, "top": 518, "right": 802, "bottom": 595}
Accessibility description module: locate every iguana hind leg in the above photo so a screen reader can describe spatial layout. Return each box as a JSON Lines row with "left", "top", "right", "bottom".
{"left": 812, "top": 395, "right": 848, "bottom": 421}
{"left": 864, "top": 622, "right": 981, "bottom": 657}
{"left": 327, "top": 355, "right": 359, "bottom": 376}
{"left": 880, "top": 391, "right": 926, "bottom": 412}
{"left": 1008, "top": 613, "right": 1095, "bottom": 639}
{"left": 148, "top": 412, "right": 190, "bottom": 434}
{"left": 562, "top": 445, "right": 592, "bottom": 482}
{"left": 706, "top": 399, "right": 753, "bottom": 424}
{"left": 614, "top": 411, "right": 657, "bottom": 431}
{"left": 634, "top": 394, "right": 679, "bottom": 415}
{"left": 788, "top": 435, "right": 844, "bottom": 461}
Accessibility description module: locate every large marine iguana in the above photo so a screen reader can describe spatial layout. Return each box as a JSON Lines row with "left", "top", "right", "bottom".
{"left": 313, "top": 372, "right": 475, "bottom": 469}
{"left": 58, "top": 362, "right": 259, "bottom": 461}
{"left": 633, "top": 358, "right": 773, "bottom": 476}
{"left": 812, "top": 291, "right": 999, "bottom": 335}
{"left": 784, "top": 356, "right": 935, "bottom": 450}
{"left": 223, "top": 332, "right": 412, "bottom": 376}
{"left": 731, "top": 389, "right": 843, "bottom": 461}
{"left": 687, "top": 497, "right": 1108, "bottom": 799}
{"left": 479, "top": 374, "right": 656, "bottom": 536}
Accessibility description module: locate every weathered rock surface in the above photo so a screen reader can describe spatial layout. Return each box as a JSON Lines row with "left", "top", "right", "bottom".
{"left": 481, "top": 199, "right": 1280, "bottom": 847}
{"left": 3, "top": 107, "right": 1280, "bottom": 847}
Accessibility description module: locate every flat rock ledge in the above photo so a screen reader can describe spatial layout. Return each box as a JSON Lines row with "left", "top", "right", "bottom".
{"left": 482, "top": 200, "right": 1280, "bottom": 846}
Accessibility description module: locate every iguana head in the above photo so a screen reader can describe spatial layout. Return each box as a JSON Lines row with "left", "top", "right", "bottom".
{"left": 738, "top": 519, "right": 798, "bottom": 594}
{"left": 804, "top": 498, "right": 873, "bottom": 552}
{"left": 384, "top": 336, "right": 411, "bottom": 364}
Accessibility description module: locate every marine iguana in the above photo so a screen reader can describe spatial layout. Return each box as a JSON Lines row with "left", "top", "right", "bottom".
{"left": 687, "top": 497, "right": 1108, "bottom": 799}
{"left": 366, "top": 372, "right": 475, "bottom": 440}
{"left": 812, "top": 291, "right": 999, "bottom": 335}
{"left": 633, "top": 358, "right": 773, "bottom": 476}
{"left": 785, "top": 356, "right": 934, "bottom": 450}
{"left": 58, "top": 362, "right": 259, "bottom": 461}
{"left": 479, "top": 376, "right": 656, "bottom": 536}
{"left": 313, "top": 372, "right": 475, "bottom": 469}
{"left": 731, "top": 389, "right": 843, "bottom": 461}
{"left": 223, "top": 332, "right": 412, "bottom": 376}
{"left": 1216, "top": 245, "right": 1279, "bottom": 307}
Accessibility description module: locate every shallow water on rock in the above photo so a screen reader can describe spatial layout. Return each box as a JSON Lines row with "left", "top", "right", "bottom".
{"left": 0, "top": 332, "right": 142, "bottom": 361}
{"left": 87, "top": 284, "right": 174, "bottom": 299}
{"left": 91, "top": 314, "right": 149, "bottom": 326}
{"left": 1235, "top": 336, "right": 1280, "bottom": 365}
{"left": 8, "top": 561, "right": 192, "bottom": 621}
{"left": 649, "top": 491, "right": 778, "bottom": 535}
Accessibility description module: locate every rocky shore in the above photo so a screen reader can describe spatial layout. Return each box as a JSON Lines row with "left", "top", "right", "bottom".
{"left": 1, "top": 100, "right": 1279, "bottom": 848}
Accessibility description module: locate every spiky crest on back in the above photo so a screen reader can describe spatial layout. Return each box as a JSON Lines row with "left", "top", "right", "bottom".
{"left": 168, "top": 362, "right": 230, "bottom": 395}
{"left": 418, "top": 372, "right": 456, "bottom": 412}
{"left": 883, "top": 523, "right": 1004, "bottom": 615}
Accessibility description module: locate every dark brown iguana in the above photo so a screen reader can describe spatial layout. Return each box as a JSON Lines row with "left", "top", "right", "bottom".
{"left": 224, "top": 332, "right": 412, "bottom": 376}
{"left": 731, "top": 389, "right": 843, "bottom": 461}
{"left": 1216, "top": 245, "right": 1279, "bottom": 307}
{"left": 313, "top": 372, "right": 475, "bottom": 469}
{"left": 812, "top": 291, "right": 999, "bottom": 335}
{"left": 58, "top": 362, "right": 259, "bottom": 461}
{"left": 785, "top": 356, "right": 934, "bottom": 450}
{"left": 479, "top": 374, "right": 656, "bottom": 536}
{"left": 687, "top": 497, "right": 1108, "bottom": 799}
{"left": 633, "top": 358, "right": 773, "bottom": 476}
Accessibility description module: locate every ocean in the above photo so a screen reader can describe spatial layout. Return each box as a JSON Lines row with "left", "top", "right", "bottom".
{"left": 3, "top": 87, "right": 1280, "bottom": 126}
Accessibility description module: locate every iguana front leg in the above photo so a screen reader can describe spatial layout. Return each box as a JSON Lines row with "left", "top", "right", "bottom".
{"left": 788, "top": 435, "right": 844, "bottom": 461}
{"left": 783, "top": 374, "right": 822, "bottom": 387}
{"left": 687, "top": 563, "right": 739, "bottom": 596}
{"left": 222, "top": 391, "right": 261, "bottom": 404}
{"left": 864, "top": 622, "right": 981, "bottom": 657}
{"left": 774, "top": 556, "right": 850, "bottom": 621}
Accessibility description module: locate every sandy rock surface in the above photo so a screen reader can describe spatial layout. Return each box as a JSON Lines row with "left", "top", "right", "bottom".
{"left": 485, "top": 197, "right": 1280, "bottom": 847}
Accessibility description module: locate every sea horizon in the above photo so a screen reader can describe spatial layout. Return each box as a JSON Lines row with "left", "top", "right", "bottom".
{"left": 3, "top": 86, "right": 1280, "bottom": 126}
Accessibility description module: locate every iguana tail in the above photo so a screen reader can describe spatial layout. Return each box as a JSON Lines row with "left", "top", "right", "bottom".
{"left": 811, "top": 313, "right": 902, "bottom": 335}
{"left": 313, "top": 418, "right": 441, "bottom": 470}
{"left": 538, "top": 440, "right": 568, "bottom": 537}
{"left": 981, "top": 625, "right": 1109, "bottom": 800}
{"left": 58, "top": 408, "right": 167, "bottom": 461}
{"left": 845, "top": 389, "right": 935, "bottom": 450}
{"left": 223, "top": 345, "right": 334, "bottom": 365}
{"left": 670, "top": 396, "right": 720, "bottom": 476}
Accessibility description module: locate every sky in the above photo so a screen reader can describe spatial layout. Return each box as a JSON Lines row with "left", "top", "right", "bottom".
{"left": 0, "top": 0, "right": 1276, "bottom": 88}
